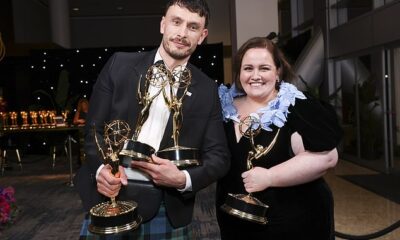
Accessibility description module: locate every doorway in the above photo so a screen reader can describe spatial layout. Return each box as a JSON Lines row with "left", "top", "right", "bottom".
{"left": 334, "top": 48, "right": 400, "bottom": 173}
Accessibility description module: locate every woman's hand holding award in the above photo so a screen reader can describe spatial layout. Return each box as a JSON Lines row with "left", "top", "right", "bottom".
{"left": 220, "top": 114, "right": 280, "bottom": 225}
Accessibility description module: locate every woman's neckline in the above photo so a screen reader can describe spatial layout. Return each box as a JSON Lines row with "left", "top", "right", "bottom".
{"left": 219, "top": 82, "right": 307, "bottom": 132}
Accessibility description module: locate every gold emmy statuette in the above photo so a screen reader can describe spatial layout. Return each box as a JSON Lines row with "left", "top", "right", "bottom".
{"left": 0, "top": 112, "right": 9, "bottom": 129}
{"left": 39, "top": 110, "right": 51, "bottom": 128}
{"left": 20, "top": 111, "right": 29, "bottom": 129}
{"left": 61, "top": 110, "right": 69, "bottom": 123}
{"left": 9, "top": 111, "right": 19, "bottom": 129}
{"left": 38, "top": 110, "right": 45, "bottom": 128}
{"left": 119, "top": 62, "right": 169, "bottom": 164}
{"left": 89, "top": 120, "right": 142, "bottom": 235}
{"left": 29, "top": 111, "right": 38, "bottom": 128}
{"left": 156, "top": 65, "right": 200, "bottom": 168}
{"left": 221, "top": 115, "right": 280, "bottom": 225}
{"left": 48, "top": 110, "right": 56, "bottom": 127}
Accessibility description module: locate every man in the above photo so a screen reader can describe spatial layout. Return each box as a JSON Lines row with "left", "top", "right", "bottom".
{"left": 74, "top": 0, "right": 230, "bottom": 238}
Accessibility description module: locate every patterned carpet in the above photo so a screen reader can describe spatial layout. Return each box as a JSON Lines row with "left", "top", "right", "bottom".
{"left": 0, "top": 154, "right": 85, "bottom": 240}
{"left": 191, "top": 183, "right": 220, "bottom": 239}
{"left": 0, "top": 154, "right": 221, "bottom": 239}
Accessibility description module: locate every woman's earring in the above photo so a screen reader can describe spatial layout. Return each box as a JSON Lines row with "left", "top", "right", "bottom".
{"left": 275, "top": 77, "right": 281, "bottom": 90}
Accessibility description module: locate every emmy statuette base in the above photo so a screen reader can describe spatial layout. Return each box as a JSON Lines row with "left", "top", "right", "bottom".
{"left": 119, "top": 139, "right": 155, "bottom": 163}
{"left": 89, "top": 200, "right": 142, "bottom": 235}
{"left": 221, "top": 193, "right": 268, "bottom": 225}
{"left": 88, "top": 219, "right": 142, "bottom": 235}
{"left": 156, "top": 146, "right": 200, "bottom": 168}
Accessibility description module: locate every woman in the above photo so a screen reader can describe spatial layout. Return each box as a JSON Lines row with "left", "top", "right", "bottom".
{"left": 73, "top": 98, "right": 89, "bottom": 126}
{"left": 73, "top": 98, "right": 89, "bottom": 167}
{"left": 216, "top": 37, "right": 342, "bottom": 239}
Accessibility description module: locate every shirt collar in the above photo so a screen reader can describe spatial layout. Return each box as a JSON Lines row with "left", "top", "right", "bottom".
{"left": 155, "top": 49, "right": 188, "bottom": 71}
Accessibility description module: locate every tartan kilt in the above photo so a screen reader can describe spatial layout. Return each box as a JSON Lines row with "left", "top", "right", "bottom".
{"left": 80, "top": 204, "right": 192, "bottom": 240}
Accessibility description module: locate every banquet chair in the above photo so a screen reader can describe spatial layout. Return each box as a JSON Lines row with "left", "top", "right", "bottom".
{"left": 51, "top": 143, "right": 68, "bottom": 169}
{"left": 0, "top": 137, "right": 22, "bottom": 175}
{"left": 50, "top": 132, "right": 79, "bottom": 169}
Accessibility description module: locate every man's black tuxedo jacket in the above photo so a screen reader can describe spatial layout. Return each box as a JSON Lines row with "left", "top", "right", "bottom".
{"left": 74, "top": 49, "right": 230, "bottom": 228}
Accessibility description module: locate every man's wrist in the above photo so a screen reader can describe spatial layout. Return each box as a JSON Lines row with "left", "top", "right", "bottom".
{"left": 177, "top": 170, "right": 192, "bottom": 192}
{"left": 95, "top": 164, "right": 105, "bottom": 180}
{"left": 178, "top": 171, "right": 186, "bottom": 189}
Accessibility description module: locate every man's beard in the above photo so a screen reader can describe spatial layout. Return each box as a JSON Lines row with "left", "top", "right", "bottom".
{"left": 162, "top": 38, "right": 195, "bottom": 60}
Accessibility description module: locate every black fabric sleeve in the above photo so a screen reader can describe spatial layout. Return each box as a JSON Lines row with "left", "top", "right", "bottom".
{"left": 287, "top": 92, "right": 343, "bottom": 152}
{"left": 83, "top": 53, "right": 117, "bottom": 174}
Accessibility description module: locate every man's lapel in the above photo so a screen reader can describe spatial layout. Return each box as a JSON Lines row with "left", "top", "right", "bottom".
{"left": 128, "top": 50, "right": 157, "bottom": 137}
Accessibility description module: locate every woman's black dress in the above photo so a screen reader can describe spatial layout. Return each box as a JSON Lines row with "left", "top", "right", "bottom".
{"left": 216, "top": 94, "right": 343, "bottom": 240}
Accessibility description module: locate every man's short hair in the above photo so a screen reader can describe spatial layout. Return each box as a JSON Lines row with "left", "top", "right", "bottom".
{"left": 165, "top": 0, "right": 210, "bottom": 27}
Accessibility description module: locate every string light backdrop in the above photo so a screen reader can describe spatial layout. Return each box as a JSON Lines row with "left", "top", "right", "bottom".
{"left": 28, "top": 43, "right": 224, "bottom": 113}
{"left": 0, "top": 43, "right": 223, "bottom": 153}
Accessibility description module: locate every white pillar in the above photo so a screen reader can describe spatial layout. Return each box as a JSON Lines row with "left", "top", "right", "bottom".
{"left": 231, "top": 0, "right": 279, "bottom": 51}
